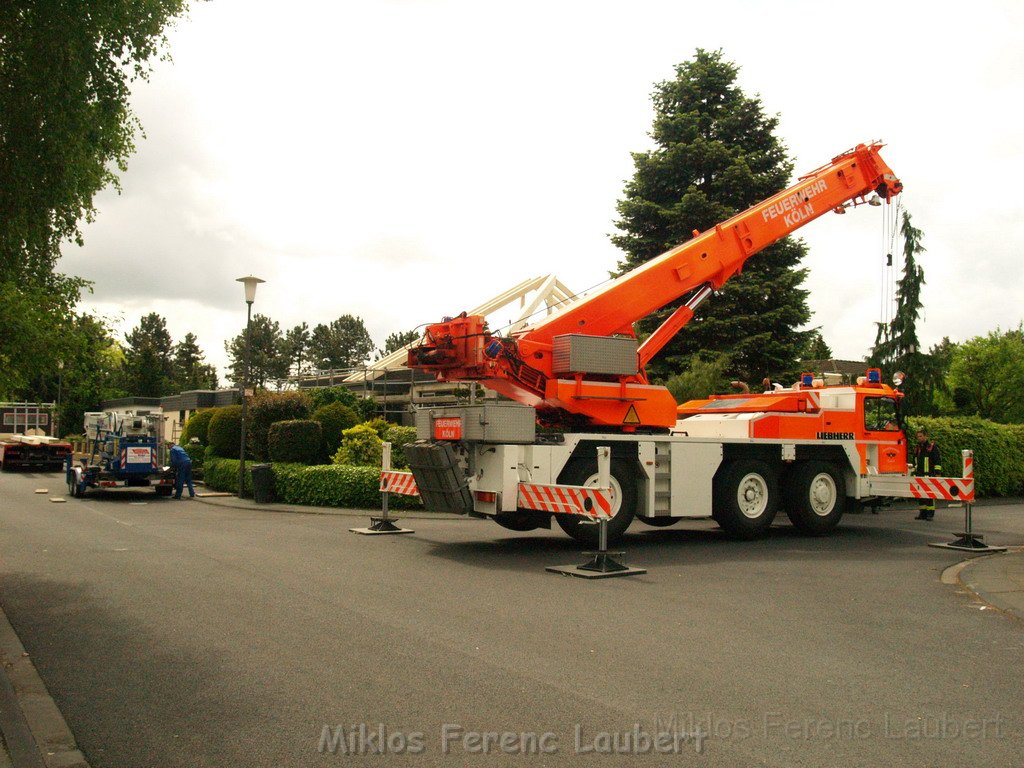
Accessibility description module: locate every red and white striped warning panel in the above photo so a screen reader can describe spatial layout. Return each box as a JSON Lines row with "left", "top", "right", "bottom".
{"left": 516, "top": 483, "right": 614, "bottom": 519}
{"left": 910, "top": 450, "right": 975, "bottom": 502}
{"left": 910, "top": 476, "right": 975, "bottom": 502}
{"left": 379, "top": 470, "right": 419, "bottom": 496}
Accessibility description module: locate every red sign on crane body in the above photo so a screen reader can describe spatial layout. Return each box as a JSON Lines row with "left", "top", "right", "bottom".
{"left": 433, "top": 417, "right": 463, "bottom": 441}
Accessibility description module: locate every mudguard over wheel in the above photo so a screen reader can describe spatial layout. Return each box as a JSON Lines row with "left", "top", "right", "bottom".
{"left": 712, "top": 459, "right": 778, "bottom": 539}
{"left": 783, "top": 460, "right": 845, "bottom": 535}
{"left": 555, "top": 456, "right": 637, "bottom": 546}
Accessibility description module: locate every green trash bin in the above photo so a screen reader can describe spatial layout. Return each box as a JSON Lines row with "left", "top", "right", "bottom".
{"left": 250, "top": 463, "right": 275, "bottom": 504}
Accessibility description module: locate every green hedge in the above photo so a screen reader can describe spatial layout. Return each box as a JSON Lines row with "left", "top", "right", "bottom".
{"left": 308, "top": 386, "right": 377, "bottom": 421}
{"left": 203, "top": 451, "right": 254, "bottom": 496}
{"left": 911, "top": 416, "right": 1024, "bottom": 497}
{"left": 268, "top": 419, "right": 322, "bottom": 465}
{"left": 180, "top": 409, "right": 215, "bottom": 445}
{"left": 272, "top": 463, "right": 418, "bottom": 510}
{"left": 183, "top": 442, "right": 205, "bottom": 468}
{"left": 203, "top": 450, "right": 417, "bottom": 509}
{"left": 332, "top": 423, "right": 384, "bottom": 466}
{"left": 207, "top": 405, "right": 243, "bottom": 458}
{"left": 384, "top": 425, "right": 416, "bottom": 469}
{"left": 248, "top": 391, "right": 311, "bottom": 460}
{"left": 311, "top": 402, "right": 359, "bottom": 460}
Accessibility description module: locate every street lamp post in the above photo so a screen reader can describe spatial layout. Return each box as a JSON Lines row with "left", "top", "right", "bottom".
{"left": 236, "top": 275, "right": 264, "bottom": 496}
{"left": 55, "top": 360, "right": 64, "bottom": 437}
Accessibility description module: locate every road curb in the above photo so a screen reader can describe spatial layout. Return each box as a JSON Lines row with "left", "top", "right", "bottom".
{"left": 0, "top": 606, "right": 89, "bottom": 768}
{"left": 951, "top": 547, "right": 1024, "bottom": 622}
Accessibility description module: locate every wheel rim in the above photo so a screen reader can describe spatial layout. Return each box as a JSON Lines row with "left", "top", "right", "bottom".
{"left": 736, "top": 473, "right": 769, "bottom": 519}
{"left": 581, "top": 473, "right": 622, "bottom": 517}
{"left": 808, "top": 472, "right": 837, "bottom": 516}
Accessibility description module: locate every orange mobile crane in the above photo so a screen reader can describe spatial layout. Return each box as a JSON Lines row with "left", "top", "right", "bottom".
{"left": 400, "top": 143, "right": 975, "bottom": 544}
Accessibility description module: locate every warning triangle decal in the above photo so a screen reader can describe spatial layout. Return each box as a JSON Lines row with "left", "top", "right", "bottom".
{"left": 622, "top": 405, "right": 640, "bottom": 425}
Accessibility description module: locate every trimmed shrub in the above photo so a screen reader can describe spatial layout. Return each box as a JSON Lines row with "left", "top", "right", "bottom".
{"left": 248, "top": 391, "right": 311, "bottom": 460}
{"left": 268, "top": 419, "right": 322, "bottom": 465}
{"left": 910, "top": 416, "right": 1024, "bottom": 497}
{"left": 183, "top": 442, "right": 205, "bottom": 468}
{"left": 207, "top": 405, "right": 243, "bottom": 458}
{"left": 383, "top": 425, "right": 417, "bottom": 470}
{"left": 272, "top": 463, "right": 418, "bottom": 510}
{"left": 202, "top": 453, "right": 254, "bottom": 496}
{"left": 332, "top": 423, "right": 384, "bottom": 466}
{"left": 361, "top": 417, "right": 392, "bottom": 438}
{"left": 308, "top": 386, "right": 376, "bottom": 421}
{"left": 180, "top": 409, "right": 215, "bottom": 445}
{"left": 311, "top": 402, "right": 359, "bottom": 460}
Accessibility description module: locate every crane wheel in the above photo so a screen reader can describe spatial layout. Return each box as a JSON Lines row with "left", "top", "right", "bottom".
{"left": 555, "top": 457, "right": 637, "bottom": 546}
{"left": 783, "top": 460, "right": 845, "bottom": 535}
{"left": 712, "top": 459, "right": 778, "bottom": 539}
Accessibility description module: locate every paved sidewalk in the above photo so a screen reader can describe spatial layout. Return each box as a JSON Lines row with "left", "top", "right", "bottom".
{"left": 960, "top": 548, "right": 1024, "bottom": 621}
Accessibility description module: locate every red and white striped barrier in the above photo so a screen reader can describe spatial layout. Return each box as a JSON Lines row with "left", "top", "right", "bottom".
{"left": 910, "top": 449, "right": 975, "bottom": 503}
{"left": 380, "top": 470, "right": 419, "bottom": 497}
{"left": 517, "top": 482, "right": 614, "bottom": 519}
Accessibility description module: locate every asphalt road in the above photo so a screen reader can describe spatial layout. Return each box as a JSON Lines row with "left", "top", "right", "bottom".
{"left": 1, "top": 468, "right": 1022, "bottom": 767}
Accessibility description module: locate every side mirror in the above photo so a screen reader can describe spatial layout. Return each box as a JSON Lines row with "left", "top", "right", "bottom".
{"left": 893, "top": 371, "right": 905, "bottom": 388}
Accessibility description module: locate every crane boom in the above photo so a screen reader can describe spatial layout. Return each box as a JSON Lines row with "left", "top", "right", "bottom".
{"left": 408, "top": 142, "right": 902, "bottom": 431}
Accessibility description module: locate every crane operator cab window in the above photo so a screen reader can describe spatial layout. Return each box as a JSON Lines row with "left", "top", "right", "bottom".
{"left": 864, "top": 396, "right": 901, "bottom": 432}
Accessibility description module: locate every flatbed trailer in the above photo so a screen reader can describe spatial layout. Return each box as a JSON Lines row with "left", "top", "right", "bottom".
{"left": 0, "top": 433, "right": 72, "bottom": 471}
{"left": 0, "top": 402, "right": 70, "bottom": 471}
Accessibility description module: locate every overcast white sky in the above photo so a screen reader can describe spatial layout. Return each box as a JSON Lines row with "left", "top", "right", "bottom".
{"left": 58, "top": 0, "right": 1024, "bottom": 381}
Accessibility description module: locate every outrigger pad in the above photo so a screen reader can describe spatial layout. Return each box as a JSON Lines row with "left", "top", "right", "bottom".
{"left": 547, "top": 552, "right": 646, "bottom": 579}
{"left": 349, "top": 517, "right": 414, "bottom": 535}
{"left": 928, "top": 534, "right": 1007, "bottom": 553}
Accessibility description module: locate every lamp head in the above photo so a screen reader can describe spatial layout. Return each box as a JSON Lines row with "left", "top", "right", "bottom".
{"left": 236, "top": 275, "right": 265, "bottom": 304}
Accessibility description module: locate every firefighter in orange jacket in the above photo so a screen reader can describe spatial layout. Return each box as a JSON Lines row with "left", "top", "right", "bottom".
{"left": 913, "top": 428, "right": 941, "bottom": 520}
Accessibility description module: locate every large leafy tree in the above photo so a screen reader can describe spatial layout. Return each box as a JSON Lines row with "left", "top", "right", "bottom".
{"left": 173, "top": 332, "right": 218, "bottom": 391}
{"left": 225, "top": 314, "right": 290, "bottom": 389}
{"left": 123, "top": 313, "right": 175, "bottom": 396}
{"left": 945, "top": 326, "right": 1024, "bottom": 423}
{"left": 0, "top": 0, "right": 193, "bottom": 410}
{"left": 613, "top": 49, "right": 811, "bottom": 384}
{"left": 0, "top": 0, "right": 193, "bottom": 282}
{"left": 309, "top": 315, "right": 375, "bottom": 370}
{"left": 54, "top": 314, "right": 126, "bottom": 435}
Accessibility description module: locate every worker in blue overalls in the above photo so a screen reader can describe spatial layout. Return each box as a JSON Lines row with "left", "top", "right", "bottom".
{"left": 168, "top": 442, "right": 195, "bottom": 499}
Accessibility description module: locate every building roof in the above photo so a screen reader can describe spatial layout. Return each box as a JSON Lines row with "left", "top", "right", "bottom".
{"left": 800, "top": 359, "right": 867, "bottom": 378}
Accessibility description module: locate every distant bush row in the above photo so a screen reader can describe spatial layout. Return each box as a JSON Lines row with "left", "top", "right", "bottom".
{"left": 180, "top": 387, "right": 374, "bottom": 464}
{"left": 910, "top": 417, "right": 1024, "bottom": 497}
{"left": 202, "top": 452, "right": 418, "bottom": 510}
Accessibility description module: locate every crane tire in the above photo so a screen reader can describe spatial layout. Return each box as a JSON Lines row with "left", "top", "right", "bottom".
{"left": 784, "top": 460, "right": 845, "bottom": 535}
{"left": 712, "top": 459, "right": 778, "bottom": 539}
{"left": 555, "top": 457, "right": 637, "bottom": 546}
